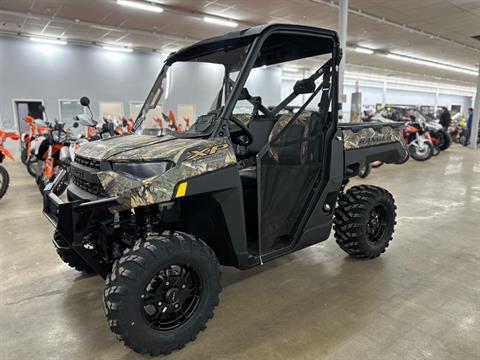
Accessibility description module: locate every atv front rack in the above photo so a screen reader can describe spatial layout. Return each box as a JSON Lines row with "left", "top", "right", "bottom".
{"left": 43, "top": 171, "right": 121, "bottom": 278}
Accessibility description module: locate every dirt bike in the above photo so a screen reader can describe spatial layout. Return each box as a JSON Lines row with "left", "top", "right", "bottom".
{"left": 415, "top": 110, "right": 451, "bottom": 152}
{"left": 0, "top": 129, "right": 19, "bottom": 200}
{"left": 20, "top": 115, "right": 49, "bottom": 165}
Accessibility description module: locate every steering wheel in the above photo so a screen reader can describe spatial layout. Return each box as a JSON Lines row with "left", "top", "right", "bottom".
{"left": 229, "top": 115, "right": 253, "bottom": 146}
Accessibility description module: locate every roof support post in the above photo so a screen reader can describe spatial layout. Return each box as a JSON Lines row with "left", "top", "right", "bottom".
{"left": 470, "top": 67, "right": 480, "bottom": 149}
{"left": 338, "top": 0, "right": 348, "bottom": 121}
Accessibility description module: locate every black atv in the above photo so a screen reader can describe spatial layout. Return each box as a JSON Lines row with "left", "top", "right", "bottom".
{"left": 43, "top": 24, "right": 408, "bottom": 356}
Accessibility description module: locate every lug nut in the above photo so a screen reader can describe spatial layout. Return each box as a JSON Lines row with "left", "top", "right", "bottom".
{"left": 165, "top": 281, "right": 170, "bottom": 286}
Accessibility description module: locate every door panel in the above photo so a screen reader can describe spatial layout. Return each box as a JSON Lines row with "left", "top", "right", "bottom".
{"left": 258, "top": 110, "right": 326, "bottom": 254}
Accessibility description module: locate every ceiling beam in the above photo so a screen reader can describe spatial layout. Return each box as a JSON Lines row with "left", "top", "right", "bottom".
{"left": 310, "top": 0, "right": 480, "bottom": 55}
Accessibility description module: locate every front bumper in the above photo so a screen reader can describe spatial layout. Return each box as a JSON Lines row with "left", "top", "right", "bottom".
{"left": 43, "top": 171, "right": 120, "bottom": 278}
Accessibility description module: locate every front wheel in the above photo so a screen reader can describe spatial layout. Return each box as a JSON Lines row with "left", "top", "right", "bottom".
{"left": 334, "top": 185, "right": 396, "bottom": 259}
{"left": 26, "top": 158, "right": 40, "bottom": 177}
{"left": 103, "top": 232, "right": 221, "bottom": 356}
{"left": 358, "top": 163, "right": 372, "bottom": 178}
{"left": 0, "top": 165, "right": 10, "bottom": 200}
{"left": 408, "top": 140, "right": 433, "bottom": 161}
{"left": 54, "top": 232, "right": 94, "bottom": 273}
{"left": 21, "top": 147, "right": 28, "bottom": 165}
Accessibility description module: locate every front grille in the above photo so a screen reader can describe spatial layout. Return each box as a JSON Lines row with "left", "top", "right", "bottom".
{"left": 71, "top": 156, "right": 104, "bottom": 196}
{"left": 75, "top": 155, "right": 100, "bottom": 170}
{"left": 72, "top": 175, "right": 105, "bottom": 196}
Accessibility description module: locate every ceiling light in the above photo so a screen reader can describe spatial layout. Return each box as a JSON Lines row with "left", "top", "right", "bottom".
{"left": 282, "top": 67, "right": 300, "bottom": 73}
{"left": 103, "top": 45, "right": 133, "bottom": 53}
{"left": 354, "top": 47, "right": 374, "bottom": 55}
{"left": 203, "top": 16, "right": 238, "bottom": 28}
{"left": 30, "top": 37, "right": 67, "bottom": 45}
{"left": 386, "top": 53, "right": 477, "bottom": 76}
{"left": 117, "top": 0, "right": 163, "bottom": 13}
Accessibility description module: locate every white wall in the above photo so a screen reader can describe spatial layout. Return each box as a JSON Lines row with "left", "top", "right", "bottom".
{"left": 0, "top": 36, "right": 166, "bottom": 130}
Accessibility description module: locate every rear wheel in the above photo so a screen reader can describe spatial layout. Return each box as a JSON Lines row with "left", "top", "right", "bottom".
{"left": 103, "top": 232, "right": 221, "bottom": 356}
{"left": 438, "top": 131, "right": 451, "bottom": 150}
{"left": 334, "top": 185, "right": 396, "bottom": 259}
{"left": 0, "top": 165, "right": 10, "bottom": 200}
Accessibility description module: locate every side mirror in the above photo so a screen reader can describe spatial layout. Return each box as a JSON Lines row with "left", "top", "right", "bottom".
{"left": 38, "top": 104, "right": 46, "bottom": 112}
{"left": 80, "top": 96, "right": 90, "bottom": 107}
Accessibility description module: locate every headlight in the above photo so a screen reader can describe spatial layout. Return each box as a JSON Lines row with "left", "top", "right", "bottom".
{"left": 112, "top": 161, "right": 174, "bottom": 179}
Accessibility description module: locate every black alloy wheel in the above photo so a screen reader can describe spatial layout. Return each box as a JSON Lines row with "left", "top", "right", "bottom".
{"left": 141, "top": 264, "right": 202, "bottom": 331}
{"left": 366, "top": 205, "right": 387, "bottom": 245}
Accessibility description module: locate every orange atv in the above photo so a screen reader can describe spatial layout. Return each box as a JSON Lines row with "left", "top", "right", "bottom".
{"left": 0, "top": 129, "right": 19, "bottom": 200}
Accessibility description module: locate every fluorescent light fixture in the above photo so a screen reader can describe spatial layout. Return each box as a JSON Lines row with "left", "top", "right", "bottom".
{"left": 117, "top": 0, "right": 163, "bottom": 13}
{"left": 387, "top": 53, "right": 477, "bottom": 76}
{"left": 344, "top": 71, "right": 475, "bottom": 96}
{"left": 203, "top": 16, "right": 238, "bottom": 28}
{"left": 282, "top": 67, "right": 300, "bottom": 73}
{"left": 103, "top": 45, "right": 133, "bottom": 53}
{"left": 30, "top": 37, "right": 67, "bottom": 45}
{"left": 354, "top": 47, "right": 374, "bottom": 55}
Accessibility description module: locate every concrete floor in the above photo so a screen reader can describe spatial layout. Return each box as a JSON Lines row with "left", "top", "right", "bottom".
{"left": 0, "top": 145, "right": 479, "bottom": 360}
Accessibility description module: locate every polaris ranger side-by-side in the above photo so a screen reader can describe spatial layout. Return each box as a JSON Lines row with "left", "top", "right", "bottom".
{"left": 43, "top": 24, "right": 408, "bottom": 355}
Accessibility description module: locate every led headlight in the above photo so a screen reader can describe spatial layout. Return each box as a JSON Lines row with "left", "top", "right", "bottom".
{"left": 112, "top": 161, "right": 174, "bottom": 179}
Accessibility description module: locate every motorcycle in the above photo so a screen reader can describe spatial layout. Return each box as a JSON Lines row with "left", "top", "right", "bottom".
{"left": 35, "top": 119, "right": 74, "bottom": 195}
{"left": 415, "top": 111, "right": 451, "bottom": 151}
{"left": 403, "top": 119, "right": 435, "bottom": 161}
{"left": 0, "top": 129, "right": 20, "bottom": 200}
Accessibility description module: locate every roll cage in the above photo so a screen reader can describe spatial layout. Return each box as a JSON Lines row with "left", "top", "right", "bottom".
{"left": 134, "top": 24, "right": 341, "bottom": 137}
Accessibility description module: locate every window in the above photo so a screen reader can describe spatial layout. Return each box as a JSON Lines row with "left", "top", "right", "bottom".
{"left": 59, "top": 99, "right": 83, "bottom": 124}
{"left": 99, "top": 101, "right": 124, "bottom": 121}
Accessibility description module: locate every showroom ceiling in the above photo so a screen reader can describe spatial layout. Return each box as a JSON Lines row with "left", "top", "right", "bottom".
{"left": 0, "top": 0, "right": 479, "bottom": 87}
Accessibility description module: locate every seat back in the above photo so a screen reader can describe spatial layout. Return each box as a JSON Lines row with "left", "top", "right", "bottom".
{"left": 268, "top": 112, "right": 312, "bottom": 163}
{"left": 247, "top": 117, "right": 275, "bottom": 155}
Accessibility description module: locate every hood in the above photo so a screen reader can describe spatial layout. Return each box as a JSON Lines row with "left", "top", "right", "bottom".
{"left": 76, "top": 134, "right": 176, "bottom": 160}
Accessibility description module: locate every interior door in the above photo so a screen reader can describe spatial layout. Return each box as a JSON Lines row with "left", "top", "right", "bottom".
{"left": 258, "top": 110, "right": 326, "bottom": 254}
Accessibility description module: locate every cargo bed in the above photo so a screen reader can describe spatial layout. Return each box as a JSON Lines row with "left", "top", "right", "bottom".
{"left": 339, "top": 121, "right": 408, "bottom": 177}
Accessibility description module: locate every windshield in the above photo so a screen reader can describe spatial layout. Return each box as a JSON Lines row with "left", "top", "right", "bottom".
{"left": 135, "top": 43, "right": 252, "bottom": 137}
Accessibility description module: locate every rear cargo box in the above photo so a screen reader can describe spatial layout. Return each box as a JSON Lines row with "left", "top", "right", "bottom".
{"left": 339, "top": 122, "right": 408, "bottom": 173}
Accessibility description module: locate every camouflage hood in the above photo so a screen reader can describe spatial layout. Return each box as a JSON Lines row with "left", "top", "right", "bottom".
{"left": 76, "top": 134, "right": 177, "bottom": 161}
{"left": 74, "top": 134, "right": 238, "bottom": 211}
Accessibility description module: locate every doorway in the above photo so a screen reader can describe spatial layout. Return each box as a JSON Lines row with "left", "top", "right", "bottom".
{"left": 12, "top": 99, "right": 44, "bottom": 134}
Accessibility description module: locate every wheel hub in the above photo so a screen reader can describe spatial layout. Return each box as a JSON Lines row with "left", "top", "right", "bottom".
{"left": 366, "top": 205, "right": 387, "bottom": 244}
{"left": 165, "top": 288, "right": 180, "bottom": 303}
{"left": 141, "top": 264, "right": 201, "bottom": 331}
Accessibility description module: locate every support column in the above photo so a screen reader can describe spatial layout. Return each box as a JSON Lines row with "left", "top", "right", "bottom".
{"left": 382, "top": 81, "right": 387, "bottom": 107}
{"left": 338, "top": 0, "right": 348, "bottom": 121}
{"left": 470, "top": 69, "right": 480, "bottom": 149}
{"left": 434, "top": 88, "right": 439, "bottom": 114}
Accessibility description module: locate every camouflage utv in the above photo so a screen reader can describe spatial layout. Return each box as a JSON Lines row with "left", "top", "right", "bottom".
{"left": 44, "top": 24, "right": 408, "bottom": 356}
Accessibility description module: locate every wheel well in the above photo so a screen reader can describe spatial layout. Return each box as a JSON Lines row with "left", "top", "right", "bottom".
{"left": 176, "top": 193, "right": 241, "bottom": 267}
